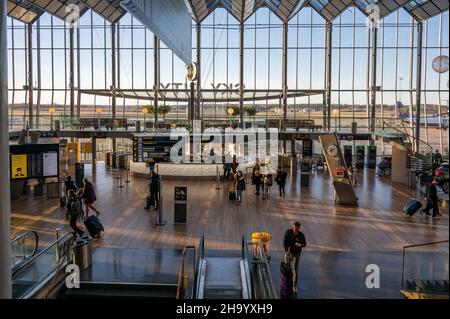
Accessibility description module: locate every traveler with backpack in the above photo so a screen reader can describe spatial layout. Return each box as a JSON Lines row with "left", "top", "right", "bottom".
{"left": 67, "top": 190, "right": 84, "bottom": 237}
{"left": 283, "top": 221, "right": 307, "bottom": 294}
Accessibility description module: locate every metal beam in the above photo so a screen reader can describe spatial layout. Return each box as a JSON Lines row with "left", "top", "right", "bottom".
{"left": 27, "top": 23, "right": 33, "bottom": 129}
{"left": 154, "top": 35, "right": 160, "bottom": 125}
{"left": 111, "top": 23, "right": 117, "bottom": 120}
{"left": 239, "top": 22, "right": 244, "bottom": 128}
{"left": 415, "top": 20, "right": 423, "bottom": 153}
{"left": 0, "top": 0, "right": 12, "bottom": 299}
{"left": 326, "top": 21, "right": 332, "bottom": 131}
{"left": 282, "top": 22, "right": 288, "bottom": 120}
{"left": 196, "top": 22, "right": 201, "bottom": 120}
{"left": 370, "top": 24, "right": 377, "bottom": 136}
{"left": 69, "top": 25, "right": 75, "bottom": 123}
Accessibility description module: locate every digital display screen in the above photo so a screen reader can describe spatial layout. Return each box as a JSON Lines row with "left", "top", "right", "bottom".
{"left": 10, "top": 144, "right": 59, "bottom": 180}
{"left": 133, "top": 135, "right": 180, "bottom": 163}
{"left": 43, "top": 152, "right": 58, "bottom": 177}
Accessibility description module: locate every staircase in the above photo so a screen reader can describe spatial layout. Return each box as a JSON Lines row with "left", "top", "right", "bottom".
{"left": 382, "top": 119, "right": 434, "bottom": 174}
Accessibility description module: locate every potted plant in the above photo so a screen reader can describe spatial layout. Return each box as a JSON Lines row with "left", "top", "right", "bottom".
{"left": 158, "top": 105, "right": 171, "bottom": 121}
{"left": 244, "top": 107, "right": 257, "bottom": 125}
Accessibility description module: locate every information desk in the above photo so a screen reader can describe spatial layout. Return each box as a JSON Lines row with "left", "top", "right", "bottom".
{"left": 130, "top": 162, "right": 255, "bottom": 180}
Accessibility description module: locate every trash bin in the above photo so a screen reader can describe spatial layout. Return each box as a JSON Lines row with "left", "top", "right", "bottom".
{"left": 251, "top": 232, "right": 271, "bottom": 259}
{"left": 47, "top": 182, "right": 61, "bottom": 199}
{"left": 73, "top": 236, "right": 93, "bottom": 270}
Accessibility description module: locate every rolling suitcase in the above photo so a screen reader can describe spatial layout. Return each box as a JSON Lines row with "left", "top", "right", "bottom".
{"left": 60, "top": 195, "right": 67, "bottom": 208}
{"left": 280, "top": 259, "right": 294, "bottom": 299}
{"left": 403, "top": 200, "right": 422, "bottom": 216}
{"left": 229, "top": 191, "right": 236, "bottom": 201}
{"left": 84, "top": 215, "right": 104, "bottom": 238}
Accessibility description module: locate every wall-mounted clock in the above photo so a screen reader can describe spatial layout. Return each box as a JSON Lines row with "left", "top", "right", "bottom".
{"left": 326, "top": 144, "right": 339, "bottom": 157}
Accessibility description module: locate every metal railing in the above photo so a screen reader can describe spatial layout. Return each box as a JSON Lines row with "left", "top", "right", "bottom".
{"left": 401, "top": 240, "right": 449, "bottom": 297}
{"left": 176, "top": 246, "right": 196, "bottom": 299}
{"left": 12, "top": 232, "right": 76, "bottom": 299}
{"left": 192, "top": 235, "right": 205, "bottom": 299}
{"left": 11, "top": 231, "right": 39, "bottom": 274}
{"left": 241, "top": 236, "right": 254, "bottom": 299}
{"left": 247, "top": 241, "right": 278, "bottom": 299}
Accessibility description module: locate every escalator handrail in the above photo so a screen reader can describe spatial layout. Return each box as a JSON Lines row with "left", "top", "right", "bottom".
{"left": 176, "top": 245, "right": 196, "bottom": 299}
{"left": 11, "top": 230, "right": 39, "bottom": 261}
{"left": 12, "top": 232, "right": 74, "bottom": 279}
{"left": 242, "top": 235, "right": 254, "bottom": 299}
{"left": 193, "top": 235, "right": 205, "bottom": 299}
{"left": 251, "top": 242, "right": 278, "bottom": 299}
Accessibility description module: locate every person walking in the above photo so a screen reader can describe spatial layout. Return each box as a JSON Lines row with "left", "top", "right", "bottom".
{"left": 78, "top": 178, "right": 100, "bottom": 219}
{"left": 231, "top": 154, "right": 239, "bottom": 175}
{"left": 150, "top": 171, "right": 160, "bottom": 210}
{"left": 251, "top": 164, "right": 262, "bottom": 195}
{"left": 275, "top": 167, "right": 288, "bottom": 197}
{"left": 66, "top": 190, "right": 84, "bottom": 237}
{"left": 64, "top": 176, "right": 77, "bottom": 196}
{"left": 262, "top": 171, "right": 273, "bottom": 199}
{"left": 283, "top": 222, "right": 307, "bottom": 294}
{"left": 234, "top": 170, "right": 246, "bottom": 204}
{"left": 421, "top": 178, "right": 440, "bottom": 219}
{"left": 432, "top": 149, "right": 442, "bottom": 164}
{"left": 223, "top": 161, "right": 232, "bottom": 181}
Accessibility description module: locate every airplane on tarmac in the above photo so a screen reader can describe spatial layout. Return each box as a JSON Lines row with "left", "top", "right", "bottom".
{"left": 396, "top": 101, "right": 448, "bottom": 129}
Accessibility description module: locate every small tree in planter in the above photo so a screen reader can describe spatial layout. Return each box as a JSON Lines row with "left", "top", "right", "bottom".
{"left": 158, "top": 105, "right": 171, "bottom": 121}
{"left": 244, "top": 107, "right": 257, "bottom": 125}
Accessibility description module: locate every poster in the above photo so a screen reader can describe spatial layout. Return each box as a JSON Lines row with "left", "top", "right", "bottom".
{"left": 43, "top": 152, "right": 58, "bottom": 177}
{"left": 11, "top": 154, "right": 27, "bottom": 179}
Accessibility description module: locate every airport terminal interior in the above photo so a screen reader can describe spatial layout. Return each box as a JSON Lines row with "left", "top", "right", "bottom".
{"left": 0, "top": 0, "right": 449, "bottom": 300}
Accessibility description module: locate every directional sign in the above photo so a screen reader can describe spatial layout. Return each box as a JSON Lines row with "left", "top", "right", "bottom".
{"left": 132, "top": 135, "right": 179, "bottom": 163}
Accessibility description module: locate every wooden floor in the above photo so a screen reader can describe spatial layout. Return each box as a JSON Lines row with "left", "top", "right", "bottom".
{"left": 11, "top": 163, "right": 449, "bottom": 252}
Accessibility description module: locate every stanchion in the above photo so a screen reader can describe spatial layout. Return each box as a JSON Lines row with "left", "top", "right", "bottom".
{"left": 124, "top": 160, "right": 131, "bottom": 184}
{"left": 115, "top": 166, "right": 120, "bottom": 180}
{"left": 117, "top": 170, "right": 124, "bottom": 189}
{"left": 155, "top": 176, "right": 166, "bottom": 226}
{"left": 215, "top": 166, "right": 222, "bottom": 190}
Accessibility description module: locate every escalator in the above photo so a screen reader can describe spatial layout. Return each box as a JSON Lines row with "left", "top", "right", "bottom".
{"left": 11, "top": 231, "right": 39, "bottom": 275}
{"left": 12, "top": 232, "right": 76, "bottom": 299}
{"left": 177, "top": 236, "right": 278, "bottom": 299}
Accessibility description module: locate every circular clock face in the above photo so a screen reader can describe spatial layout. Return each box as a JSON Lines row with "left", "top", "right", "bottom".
{"left": 326, "top": 144, "right": 339, "bottom": 157}
{"left": 432, "top": 56, "right": 449, "bottom": 74}
{"left": 185, "top": 62, "right": 199, "bottom": 81}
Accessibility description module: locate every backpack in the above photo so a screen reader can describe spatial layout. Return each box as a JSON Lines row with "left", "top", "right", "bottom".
{"left": 69, "top": 198, "right": 81, "bottom": 216}
{"left": 266, "top": 176, "right": 273, "bottom": 187}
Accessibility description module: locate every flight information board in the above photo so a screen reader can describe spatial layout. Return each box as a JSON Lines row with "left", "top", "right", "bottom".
{"left": 10, "top": 144, "right": 59, "bottom": 180}
{"left": 132, "top": 134, "right": 180, "bottom": 163}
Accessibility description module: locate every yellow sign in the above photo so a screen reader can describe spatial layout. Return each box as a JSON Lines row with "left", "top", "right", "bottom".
{"left": 11, "top": 154, "right": 27, "bottom": 179}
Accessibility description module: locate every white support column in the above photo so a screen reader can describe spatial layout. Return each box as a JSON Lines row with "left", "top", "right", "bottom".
{"left": 0, "top": 0, "right": 12, "bottom": 299}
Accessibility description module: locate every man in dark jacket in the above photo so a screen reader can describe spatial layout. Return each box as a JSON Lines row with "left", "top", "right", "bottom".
{"left": 276, "top": 168, "right": 288, "bottom": 197}
{"left": 150, "top": 171, "right": 160, "bottom": 210}
{"left": 421, "top": 178, "right": 440, "bottom": 219}
{"left": 67, "top": 190, "right": 84, "bottom": 237}
{"left": 64, "top": 176, "right": 77, "bottom": 195}
{"left": 283, "top": 221, "right": 307, "bottom": 293}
